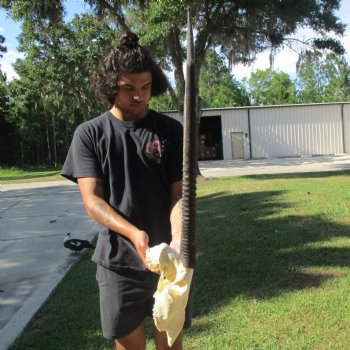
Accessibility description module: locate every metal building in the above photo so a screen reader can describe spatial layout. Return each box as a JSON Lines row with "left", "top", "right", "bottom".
{"left": 165, "top": 102, "right": 350, "bottom": 160}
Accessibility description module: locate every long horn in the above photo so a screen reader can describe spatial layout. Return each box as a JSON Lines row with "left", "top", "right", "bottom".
{"left": 181, "top": 6, "right": 197, "bottom": 268}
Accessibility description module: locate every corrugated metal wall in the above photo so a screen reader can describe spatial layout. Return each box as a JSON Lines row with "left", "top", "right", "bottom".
{"left": 163, "top": 102, "right": 350, "bottom": 160}
{"left": 217, "top": 109, "right": 250, "bottom": 160}
{"left": 250, "top": 104, "right": 343, "bottom": 158}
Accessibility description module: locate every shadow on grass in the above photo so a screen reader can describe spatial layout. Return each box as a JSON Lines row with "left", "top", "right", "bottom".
{"left": 8, "top": 171, "right": 350, "bottom": 349}
{"left": 193, "top": 187, "right": 350, "bottom": 321}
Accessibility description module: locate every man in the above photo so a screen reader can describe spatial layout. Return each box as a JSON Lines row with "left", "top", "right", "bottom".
{"left": 61, "top": 32, "right": 190, "bottom": 350}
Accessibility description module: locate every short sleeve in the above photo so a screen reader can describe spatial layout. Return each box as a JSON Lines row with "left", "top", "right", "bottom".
{"left": 61, "top": 124, "right": 103, "bottom": 183}
{"left": 166, "top": 120, "right": 183, "bottom": 184}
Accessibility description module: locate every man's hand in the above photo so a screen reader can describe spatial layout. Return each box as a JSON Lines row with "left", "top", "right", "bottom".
{"left": 132, "top": 230, "right": 150, "bottom": 268}
{"left": 170, "top": 180, "right": 183, "bottom": 255}
{"left": 77, "top": 177, "right": 151, "bottom": 268}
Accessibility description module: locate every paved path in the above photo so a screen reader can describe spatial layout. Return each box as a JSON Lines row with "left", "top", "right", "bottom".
{"left": 199, "top": 154, "right": 350, "bottom": 178}
{"left": 0, "top": 154, "right": 349, "bottom": 349}
{"left": 0, "top": 181, "right": 100, "bottom": 350}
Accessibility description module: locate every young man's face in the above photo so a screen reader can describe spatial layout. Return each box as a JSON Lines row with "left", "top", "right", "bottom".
{"left": 113, "top": 71, "right": 152, "bottom": 121}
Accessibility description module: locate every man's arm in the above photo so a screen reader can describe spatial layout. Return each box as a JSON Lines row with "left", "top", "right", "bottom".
{"left": 77, "top": 177, "right": 149, "bottom": 266}
{"left": 169, "top": 180, "right": 183, "bottom": 253}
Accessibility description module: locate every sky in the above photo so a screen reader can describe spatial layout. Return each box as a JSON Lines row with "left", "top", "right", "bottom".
{"left": 0, "top": 0, "right": 350, "bottom": 82}
{"left": 0, "top": 0, "right": 91, "bottom": 80}
{"left": 232, "top": 1, "right": 350, "bottom": 80}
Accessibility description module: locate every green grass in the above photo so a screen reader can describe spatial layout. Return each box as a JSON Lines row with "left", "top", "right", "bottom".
{"left": 9, "top": 170, "right": 350, "bottom": 350}
{"left": 0, "top": 166, "right": 62, "bottom": 183}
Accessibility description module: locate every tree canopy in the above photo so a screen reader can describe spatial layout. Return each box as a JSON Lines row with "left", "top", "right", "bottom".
{"left": 199, "top": 50, "right": 249, "bottom": 108}
{"left": 1, "top": 0, "right": 346, "bottom": 111}
{"left": 0, "top": 0, "right": 347, "bottom": 166}
{"left": 2, "top": 12, "right": 117, "bottom": 165}
{"left": 247, "top": 69, "right": 297, "bottom": 106}
{"left": 296, "top": 52, "right": 350, "bottom": 103}
{"left": 245, "top": 52, "right": 350, "bottom": 106}
{"left": 0, "top": 34, "right": 6, "bottom": 58}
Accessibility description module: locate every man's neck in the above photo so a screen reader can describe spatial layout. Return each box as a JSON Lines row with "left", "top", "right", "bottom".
{"left": 110, "top": 106, "right": 149, "bottom": 122}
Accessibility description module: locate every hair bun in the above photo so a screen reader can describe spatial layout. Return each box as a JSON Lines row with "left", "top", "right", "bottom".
{"left": 119, "top": 32, "right": 139, "bottom": 49}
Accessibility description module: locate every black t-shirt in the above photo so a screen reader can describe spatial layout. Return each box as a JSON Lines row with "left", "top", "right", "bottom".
{"left": 61, "top": 109, "right": 183, "bottom": 271}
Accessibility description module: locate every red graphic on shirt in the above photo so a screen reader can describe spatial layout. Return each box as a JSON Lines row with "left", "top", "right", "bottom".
{"left": 145, "top": 139, "right": 163, "bottom": 163}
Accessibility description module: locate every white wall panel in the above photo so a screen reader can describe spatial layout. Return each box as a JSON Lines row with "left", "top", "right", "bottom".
{"left": 164, "top": 103, "right": 349, "bottom": 160}
{"left": 249, "top": 104, "right": 343, "bottom": 158}
{"left": 218, "top": 109, "right": 250, "bottom": 160}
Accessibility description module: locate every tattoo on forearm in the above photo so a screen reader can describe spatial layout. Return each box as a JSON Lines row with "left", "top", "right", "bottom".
{"left": 91, "top": 202, "right": 112, "bottom": 226}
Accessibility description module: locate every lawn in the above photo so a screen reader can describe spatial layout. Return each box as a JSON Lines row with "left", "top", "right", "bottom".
{"left": 0, "top": 166, "right": 62, "bottom": 184}
{"left": 9, "top": 170, "right": 350, "bottom": 350}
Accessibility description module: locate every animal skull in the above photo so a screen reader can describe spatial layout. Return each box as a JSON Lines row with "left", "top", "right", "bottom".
{"left": 146, "top": 243, "right": 193, "bottom": 346}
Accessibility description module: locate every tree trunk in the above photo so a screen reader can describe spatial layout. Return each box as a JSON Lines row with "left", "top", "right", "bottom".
{"left": 37, "top": 139, "right": 40, "bottom": 164}
{"left": 64, "top": 109, "right": 70, "bottom": 152}
{"left": 21, "top": 138, "right": 24, "bottom": 167}
{"left": 44, "top": 109, "right": 52, "bottom": 165}
{"left": 195, "top": 97, "right": 206, "bottom": 180}
{"left": 51, "top": 113, "right": 57, "bottom": 167}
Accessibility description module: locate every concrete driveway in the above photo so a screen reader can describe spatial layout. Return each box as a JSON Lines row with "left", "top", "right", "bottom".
{"left": 0, "top": 181, "right": 100, "bottom": 350}
{"left": 199, "top": 154, "right": 350, "bottom": 178}
{"left": 0, "top": 154, "right": 349, "bottom": 349}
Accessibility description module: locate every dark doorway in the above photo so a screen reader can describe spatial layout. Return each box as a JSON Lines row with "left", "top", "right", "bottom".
{"left": 198, "top": 115, "right": 223, "bottom": 160}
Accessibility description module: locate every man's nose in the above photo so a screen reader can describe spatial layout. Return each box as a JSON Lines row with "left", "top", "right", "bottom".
{"left": 133, "top": 90, "right": 143, "bottom": 101}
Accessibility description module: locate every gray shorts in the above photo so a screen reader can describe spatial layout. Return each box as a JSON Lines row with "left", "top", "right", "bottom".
{"left": 96, "top": 264, "right": 193, "bottom": 340}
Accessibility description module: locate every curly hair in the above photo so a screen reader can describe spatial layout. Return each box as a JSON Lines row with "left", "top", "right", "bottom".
{"left": 92, "top": 32, "right": 169, "bottom": 105}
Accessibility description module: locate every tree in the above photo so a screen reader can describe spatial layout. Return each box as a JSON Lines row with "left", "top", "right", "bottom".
{"left": 1, "top": 0, "right": 345, "bottom": 114}
{"left": 0, "top": 0, "right": 64, "bottom": 25}
{"left": 0, "top": 0, "right": 346, "bottom": 166}
{"left": 0, "top": 67, "right": 7, "bottom": 111}
{"left": 4, "top": 13, "right": 117, "bottom": 165}
{"left": 247, "top": 68, "right": 297, "bottom": 106}
{"left": 0, "top": 70, "right": 18, "bottom": 165}
{"left": 199, "top": 50, "right": 249, "bottom": 108}
{"left": 149, "top": 50, "right": 250, "bottom": 112}
{"left": 324, "top": 54, "right": 350, "bottom": 101}
{"left": 296, "top": 52, "right": 350, "bottom": 103}
{"left": 128, "top": 0, "right": 345, "bottom": 114}
{"left": 148, "top": 92, "right": 176, "bottom": 112}
{"left": 0, "top": 34, "right": 6, "bottom": 58}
